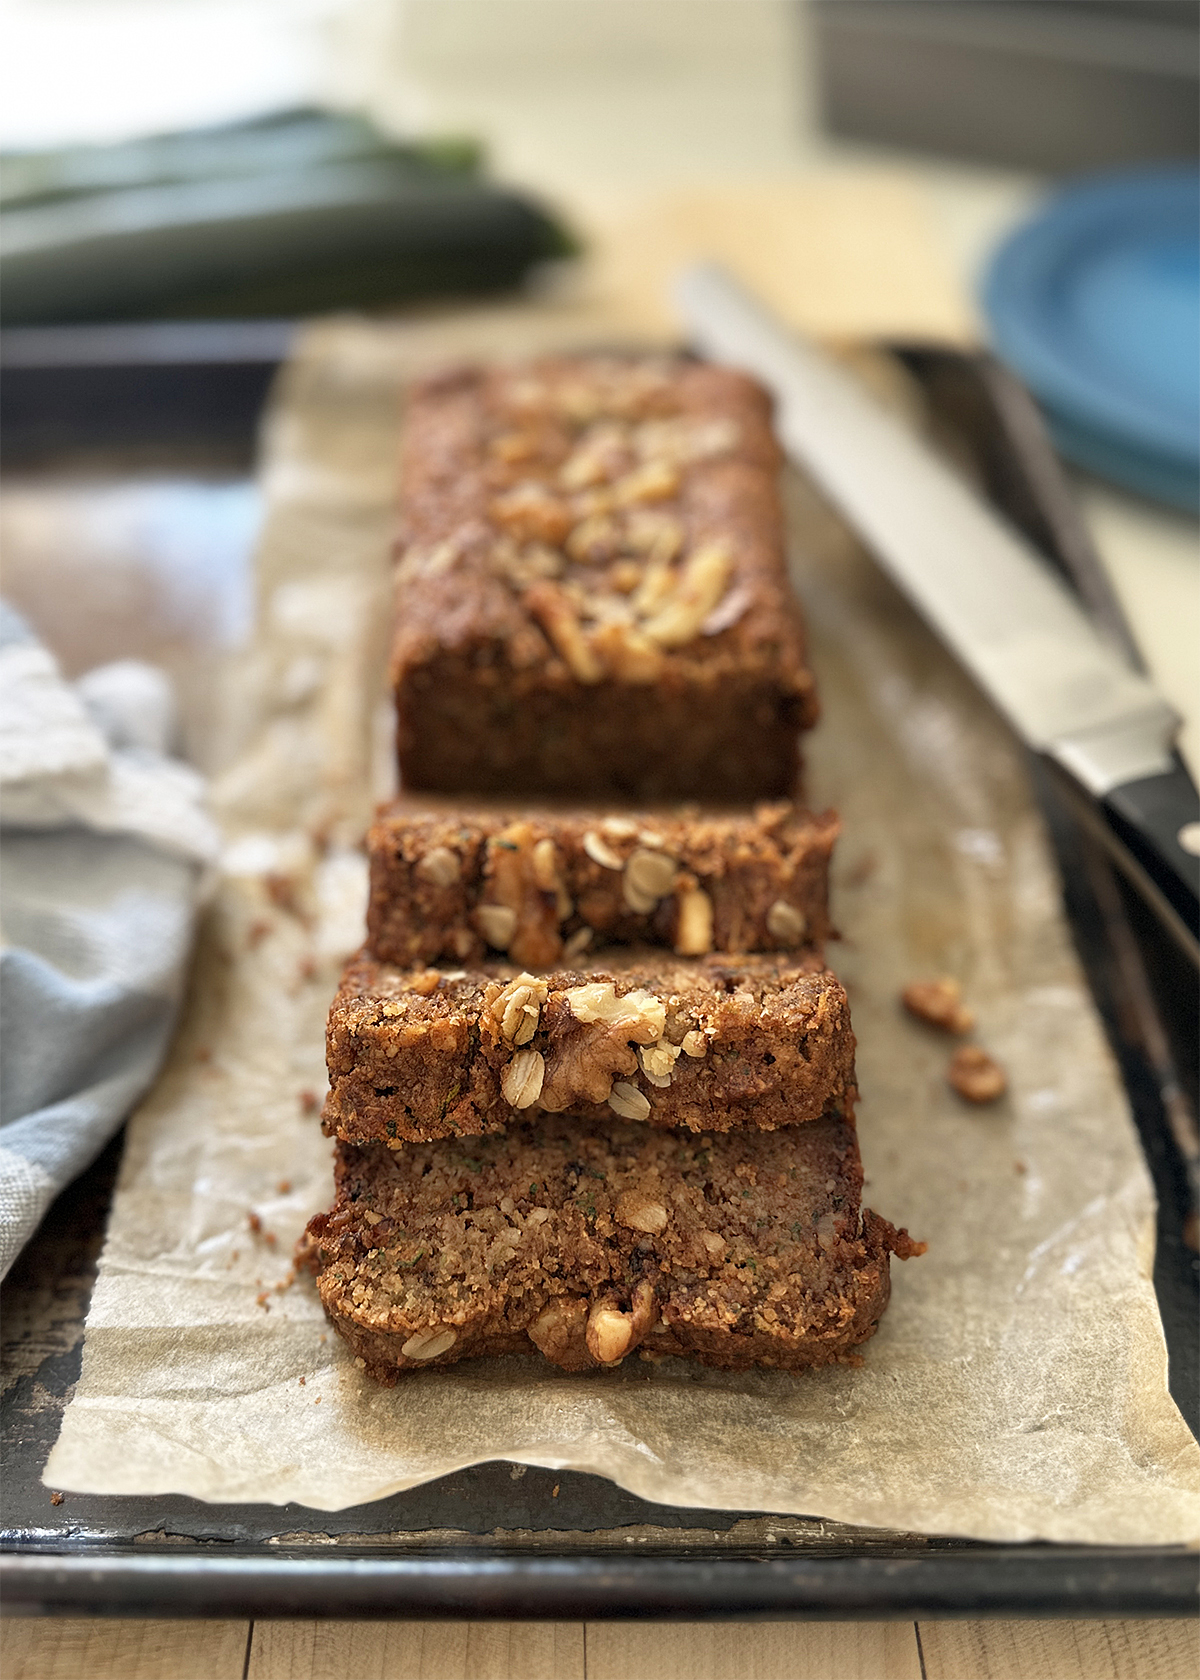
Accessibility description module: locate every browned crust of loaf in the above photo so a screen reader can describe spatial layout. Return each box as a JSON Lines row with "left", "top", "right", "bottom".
{"left": 302, "top": 1116, "right": 922, "bottom": 1379}
{"left": 323, "top": 950, "right": 857, "bottom": 1144}
{"left": 366, "top": 798, "right": 839, "bottom": 969}
{"left": 390, "top": 355, "right": 816, "bottom": 801}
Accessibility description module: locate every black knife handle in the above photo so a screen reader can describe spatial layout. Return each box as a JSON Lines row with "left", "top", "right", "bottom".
{"left": 1101, "top": 756, "right": 1200, "bottom": 947}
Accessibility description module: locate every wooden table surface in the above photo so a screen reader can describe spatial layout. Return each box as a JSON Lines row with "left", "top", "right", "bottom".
{"left": 4, "top": 1615, "right": 1199, "bottom": 1679}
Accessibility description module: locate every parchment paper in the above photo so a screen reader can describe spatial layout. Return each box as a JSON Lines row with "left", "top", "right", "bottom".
{"left": 46, "top": 313, "right": 1200, "bottom": 1543}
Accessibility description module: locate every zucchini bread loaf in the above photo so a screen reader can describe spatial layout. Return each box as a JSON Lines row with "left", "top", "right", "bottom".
{"left": 366, "top": 799, "right": 838, "bottom": 969}
{"left": 323, "top": 951, "right": 856, "bottom": 1144}
{"left": 302, "top": 1112, "right": 923, "bottom": 1379}
{"left": 391, "top": 354, "right": 817, "bottom": 801}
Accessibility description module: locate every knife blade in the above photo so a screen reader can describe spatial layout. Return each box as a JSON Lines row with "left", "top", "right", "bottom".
{"left": 675, "top": 262, "right": 1199, "bottom": 957}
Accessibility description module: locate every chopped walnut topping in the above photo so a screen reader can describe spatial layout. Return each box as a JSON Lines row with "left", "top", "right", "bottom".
{"left": 601, "top": 817, "right": 638, "bottom": 838}
{"left": 401, "top": 1328, "right": 457, "bottom": 1361}
{"left": 558, "top": 424, "right": 632, "bottom": 491}
{"left": 623, "top": 846, "right": 678, "bottom": 913}
{"left": 415, "top": 846, "right": 461, "bottom": 888}
{"left": 641, "top": 540, "right": 734, "bottom": 648}
{"left": 612, "top": 458, "right": 680, "bottom": 506}
{"left": 565, "top": 982, "right": 665, "bottom": 1041}
{"left": 639, "top": 1040, "right": 681, "bottom": 1087}
{"left": 630, "top": 555, "right": 676, "bottom": 619}
{"left": 766, "top": 899, "right": 808, "bottom": 944}
{"left": 531, "top": 837, "right": 560, "bottom": 892}
{"left": 586, "top": 1297, "right": 633, "bottom": 1364}
{"left": 540, "top": 1030, "right": 638, "bottom": 1109}
{"left": 488, "top": 973, "right": 549, "bottom": 1045}
{"left": 583, "top": 1281, "right": 657, "bottom": 1365}
{"left": 674, "top": 886, "right": 714, "bottom": 955}
{"left": 572, "top": 485, "right": 616, "bottom": 521}
{"left": 524, "top": 543, "right": 565, "bottom": 577}
{"left": 471, "top": 384, "right": 756, "bottom": 675}
{"left": 483, "top": 822, "right": 563, "bottom": 968}
{"left": 608, "top": 1080, "right": 651, "bottom": 1121}
{"left": 502, "top": 1049, "right": 546, "bottom": 1108}
{"left": 590, "top": 621, "right": 663, "bottom": 684}
{"left": 525, "top": 583, "right": 604, "bottom": 684}
{"left": 626, "top": 510, "right": 684, "bottom": 563}
{"left": 948, "top": 1046, "right": 1006, "bottom": 1103}
{"left": 491, "top": 541, "right": 564, "bottom": 589}
{"left": 615, "top": 1191, "right": 669, "bottom": 1234}
{"left": 634, "top": 416, "right": 740, "bottom": 464}
{"left": 477, "top": 903, "right": 517, "bottom": 950}
{"left": 684, "top": 417, "right": 740, "bottom": 459}
{"left": 406, "top": 969, "right": 442, "bottom": 997}
{"left": 530, "top": 837, "right": 573, "bottom": 921}
{"left": 902, "top": 978, "right": 974, "bottom": 1034}
{"left": 583, "top": 830, "right": 624, "bottom": 870}
{"left": 702, "top": 581, "right": 753, "bottom": 637}
{"left": 566, "top": 513, "right": 623, "bottom": 565}
{"left": 528, "top": 1296, "right": 589, "bottom": 1365}
{"left": 569, "top": 580, "right": 630, "bottom": 628}
{"left": 681, "top": 1029, "right": 708, "bottom": 1057}
{"left": 608, "top": 559, "right": 642, "bottom": 594}
{"left": 490, "top": 483, "right": 572, "bottom": 546}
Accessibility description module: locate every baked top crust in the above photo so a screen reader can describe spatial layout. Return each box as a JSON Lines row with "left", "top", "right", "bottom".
{"left": 390, "top": 355, "right": 816, "bottom": 801}
{"left": 391, "top": 354, "right": 813, "bottom": 699}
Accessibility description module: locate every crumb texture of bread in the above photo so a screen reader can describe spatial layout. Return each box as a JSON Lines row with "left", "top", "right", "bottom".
{"left": 303, "top": 1114, "right": 920, "bottom": 1378}
{"left": 391, "top": 355, "right": 816, "bottom": 802}
{"left": 323, "top": 950, "right": 857, "bottom": 1143}
{"left": 366, "top": 799, "right": 838, "bottom": 968}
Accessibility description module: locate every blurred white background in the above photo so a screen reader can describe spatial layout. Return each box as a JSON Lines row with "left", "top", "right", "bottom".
{"left": 0, "top": 0, "right": 1036, "bottom": 282}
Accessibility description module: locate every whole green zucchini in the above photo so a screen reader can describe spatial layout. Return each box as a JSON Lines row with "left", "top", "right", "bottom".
{"left": 0, "top": 111, "right": 572, "bottom": 323}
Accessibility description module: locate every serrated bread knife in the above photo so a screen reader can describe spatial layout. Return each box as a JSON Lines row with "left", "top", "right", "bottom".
{"left": 675, "top": 263, "right": 1199, "bottom": 959}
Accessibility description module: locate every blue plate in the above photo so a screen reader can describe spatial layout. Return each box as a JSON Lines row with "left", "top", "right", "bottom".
{"left": 983, "top": 167, "right": 1199, "bottom": 511}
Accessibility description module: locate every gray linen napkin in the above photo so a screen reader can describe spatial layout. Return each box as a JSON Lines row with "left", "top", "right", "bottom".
{"left": 0, "top": 605, "right": 218, "bottom": 1276}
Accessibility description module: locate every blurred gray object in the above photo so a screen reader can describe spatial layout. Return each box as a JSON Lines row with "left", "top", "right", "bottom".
{"left": 811, "top": 1, "right": 1200, "bottom": 172}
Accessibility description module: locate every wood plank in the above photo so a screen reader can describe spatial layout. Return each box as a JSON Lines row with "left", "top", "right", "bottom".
{"left": 584, "top": 1619, "right": 923, "bottom": 1680}
{"left": 918, "top": 1618, "right": 1200, "bottom": 1680}
{"left": 246, "top": 1619, "right": 585, "bottom": 1680}
{"left": 0, "top": 1617, "right": 249, "bottom": 1680}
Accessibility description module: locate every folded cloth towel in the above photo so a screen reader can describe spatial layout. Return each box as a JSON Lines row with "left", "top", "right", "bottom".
{"left": 0, "top": 604, "right": 218, "bottom": 1277}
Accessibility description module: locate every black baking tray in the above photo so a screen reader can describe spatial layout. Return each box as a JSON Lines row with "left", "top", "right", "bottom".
{"left": 1, "top": 322, "right": 1197, "bottom": 1620}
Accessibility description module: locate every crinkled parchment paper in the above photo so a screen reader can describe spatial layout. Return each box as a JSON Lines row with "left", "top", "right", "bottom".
{"left": 46, "top": 315, "right": 1200, "bottom": 1543}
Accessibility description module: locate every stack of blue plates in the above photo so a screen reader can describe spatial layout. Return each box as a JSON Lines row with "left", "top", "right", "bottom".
{"left": 983, "top": 166, "right": 1199, "bottom": 513}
